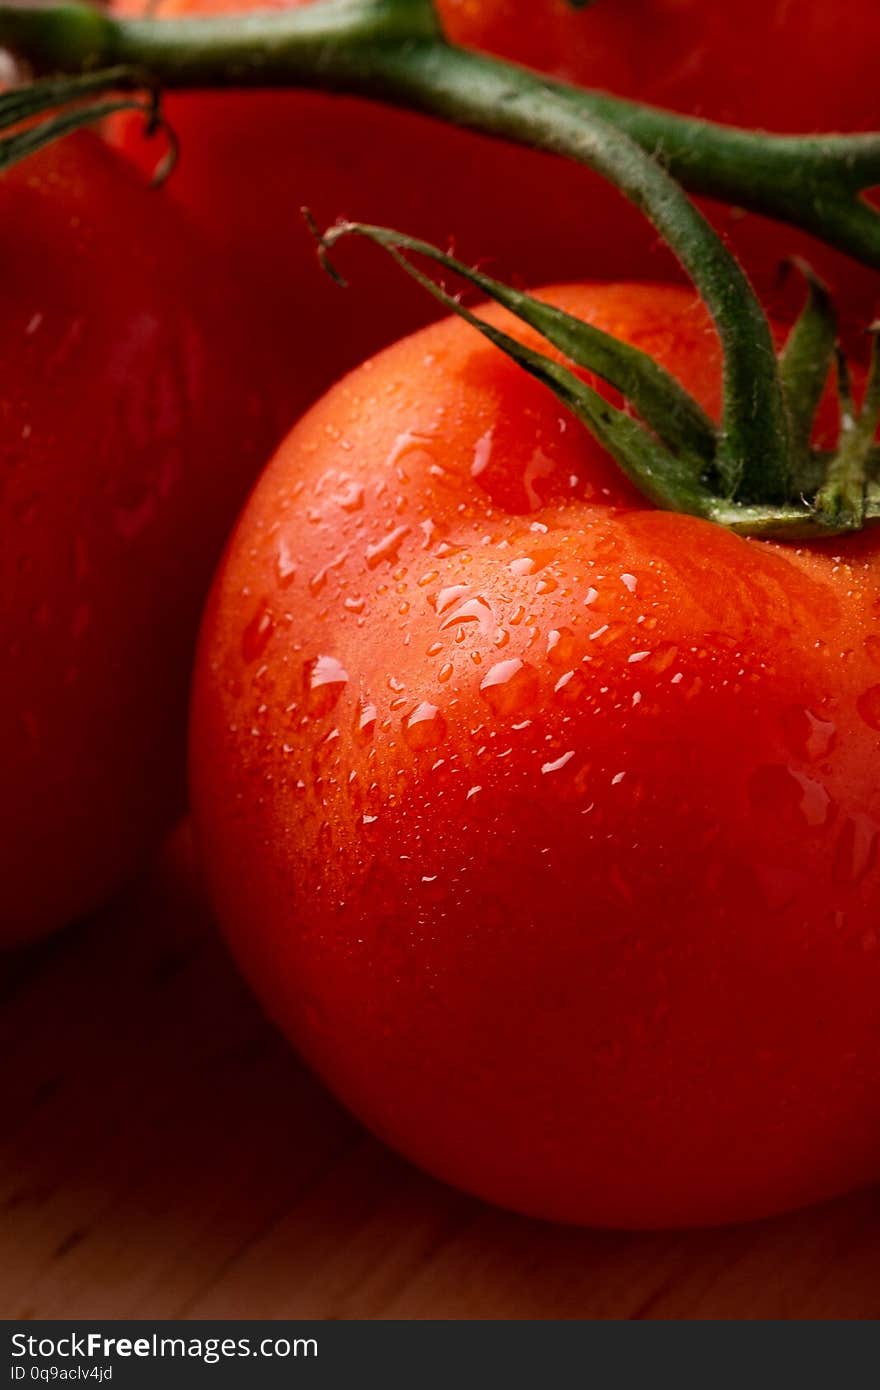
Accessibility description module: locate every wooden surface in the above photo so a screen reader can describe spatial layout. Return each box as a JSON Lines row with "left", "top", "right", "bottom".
{"left": 3, "top": 825, "right": 880, "bottom": 1321}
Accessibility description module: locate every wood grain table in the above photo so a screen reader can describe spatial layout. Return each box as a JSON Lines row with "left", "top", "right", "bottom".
{"left": 3, "top": 825, "right": 879, "bottom": 1321}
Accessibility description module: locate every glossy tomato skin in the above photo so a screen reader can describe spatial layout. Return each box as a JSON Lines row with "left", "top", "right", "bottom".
{"left": 1, "top": 134, "right": 274, "bottom": 945}
{"left": 191, "top": 284, "right": 880, "bottom": 1228}
{"left": 447, "top": 0, "right": 880, "bottom": 132}
{"left": 113, "top": 0, "right": 880, "bottom": 427}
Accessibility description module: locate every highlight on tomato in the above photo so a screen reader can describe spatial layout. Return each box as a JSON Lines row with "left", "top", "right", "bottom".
{"left": 110, "top": 0, "right": 880, "bottom": 423}
{"left": 0, "top": 133, "right": 274, "bottom": 945}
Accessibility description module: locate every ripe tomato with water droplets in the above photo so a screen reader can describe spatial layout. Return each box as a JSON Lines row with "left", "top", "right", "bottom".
{"left": 191, "top": 283, "right": 880, "bottom": 1228}
{"left": 1, "top": 134, "right": 274, "bottom": 945}
{"left": 112, "top": 0, "right": 880, "bottom": 428}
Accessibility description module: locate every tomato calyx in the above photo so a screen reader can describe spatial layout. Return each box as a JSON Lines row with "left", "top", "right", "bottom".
{"left": 318, "top": 219, "right": 880, "bottom": 541}
{"left": 815, "top": 326, "right": 880, "bottom": 530}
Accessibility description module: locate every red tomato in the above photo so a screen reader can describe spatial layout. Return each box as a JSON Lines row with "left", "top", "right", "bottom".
{"left": 447, "top": 0, "right": 880, "bottom": 132}
{"left": 112, "top": 0, "right": 880, "bottom": 425}
{"left": 1, "top": 134, "right": 274, "bottom": 945}
{"left": 190, "top": 283, "right": 880, "bottom": 1228}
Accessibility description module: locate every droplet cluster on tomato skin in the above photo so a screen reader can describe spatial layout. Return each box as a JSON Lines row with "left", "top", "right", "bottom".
{"left": 191, "top": 283, "right": 880, "bottom": 1228}
{"left": 0, "top": 134, "right": 276, "bottom": 946}
{"left": 110, "top": 0, "right": 880, "bottom": 433}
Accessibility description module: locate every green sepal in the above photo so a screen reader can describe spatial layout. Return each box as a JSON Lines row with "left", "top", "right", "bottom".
{"left": 0, "top": 97, "right": 148, "bottom": 173}
{"left": 318, "top": 220, "right": 721, "bottom": 520}
{"left": 778, "top": 259, "right": 838, "bottom": 479}
{"left": 319, "top": 220, "right": 716, "bottom": 471}
{"left": 317, "top": 219, "right": 880, "bottom": 542}
{"left": 0, "top": 68, "right": 162, "bottom": 176}
{"left": 814, "top": 329, "right": 880, "bottom": 529}
{"left": 0, "top": 66, "right": 137, "bottom": 127}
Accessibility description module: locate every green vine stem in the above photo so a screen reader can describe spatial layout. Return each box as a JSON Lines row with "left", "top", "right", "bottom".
{"left": 0, "top": 0, "right": 806, "bottom": 504}
{"left": 1, "top": 0, "right": 879, "bottom": 274}
{"left": 1, "top": 0, "right": 878, "bottom": 535}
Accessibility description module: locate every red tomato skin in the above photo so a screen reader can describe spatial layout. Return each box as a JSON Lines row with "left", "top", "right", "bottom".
{"left": 447, "top": 0, "right": 880, "bottom": 133}
{"left": 190, "top": 284, "right": 880, "bottom": 1228}
{"left": 1, "top": 135, "right": 274, "bottom": 945}
{"left": 112, "top": 0, "right": 880, "bottom": 426}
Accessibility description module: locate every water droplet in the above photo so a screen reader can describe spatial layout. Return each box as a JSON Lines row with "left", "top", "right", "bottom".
{"left": 857, "top": 684, "right": 880, "bottom": 731}
{"left": 833, "top": 814, "right": 879, "bottom": 887}
{"left": 754, "top": 864, "right": 804, "bottom": 912}
{"left": 471, "top": 426, "right": 493, "bottom": 478}
{"left": 509, "top": 557, "right": 536, "bottom": 578}
{"left": 749, "top": 764, "right": 833, "bottom": 827}
{"left": 523, "top": 448, "right": 556, "bottom": 510}
{"left": 648, "top": 642, "right": 679, "bottom": 673}
{"left": 432, "top": 584, "right": 470, "bottom": 614}
{"left": 556, "top": 668, "right": 589, "bottom": 706}
{"left": 864, "top": 634, "right": 880, "bottom": 665}
{"left": 542, "top": 631, "right": 575, "bottom": 672}
{"left": 305, "top": 654, "right": 350, "bottom": 715}
{"left": 336, "top": 480, "right": 365, "bottom": 512}
{"left": 366, "top": 524, "right": 410, "bottom": 569}
{"left": 479, "top": 658, "right": 539, "bottom": 716}
{"left": 780, "top": 706, "right": 837, "bottom": 761}
{"left": 438, "top": 662, "right": 454, "bottom": 684}
{"left": 241, "top": 602, "right": 274, "bottom": 663}
{"left": 621, "top": 573, "right": 638, "bottom": 593}
{"left": 275, "top": 538, "right": 297, "bottom": 586}
{"left": 440, "top": 596, "right": 493, "bottom": 632}
{"left": 542, "top": 750, "right": 575, "bottom": 775}
{"left": 309, "top": 545, "right": 350, "bottom": 596}
{"left": 357, "top": 701, "right": 377, "bottom": 738}
{"left": 403, "top": 701, "right": 447, "bottom": 750}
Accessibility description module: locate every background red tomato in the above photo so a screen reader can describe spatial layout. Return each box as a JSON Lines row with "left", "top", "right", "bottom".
{"left": 112, "top": 0, "right": 880, "bottom": 429}
{"left": 1, "top": 133, "right": 274, "bottom": 945}
{"left": 447, "top": 0, "right": 880, "bottom": 131}
{"left": 191, "top": 282, "right": 880, "bottom": 1227}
